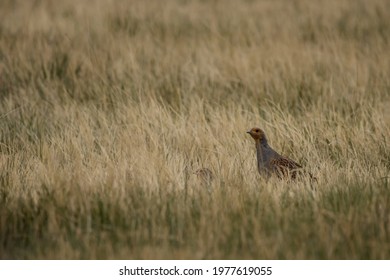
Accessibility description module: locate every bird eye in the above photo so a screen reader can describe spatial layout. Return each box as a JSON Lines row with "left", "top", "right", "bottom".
{"left": 255, "top": 129, "right": 259, "bottom": 133}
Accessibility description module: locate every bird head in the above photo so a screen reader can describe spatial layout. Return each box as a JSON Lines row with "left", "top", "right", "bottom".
{"left": 246, "top": 127, "right": 266, "bottom": 142}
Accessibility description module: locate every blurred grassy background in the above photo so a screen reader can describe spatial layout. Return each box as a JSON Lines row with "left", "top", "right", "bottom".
{"left": 0, "top": 0, "right": 389, "bottom": 259}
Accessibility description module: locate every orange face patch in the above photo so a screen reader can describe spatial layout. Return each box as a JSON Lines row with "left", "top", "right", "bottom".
{"left": 247, "top": 127, "right": 265, "bottom": 140}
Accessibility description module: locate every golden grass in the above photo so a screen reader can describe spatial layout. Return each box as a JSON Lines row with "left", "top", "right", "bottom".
{"left": 0, "top": 0, "right": 389, "bottom": 259}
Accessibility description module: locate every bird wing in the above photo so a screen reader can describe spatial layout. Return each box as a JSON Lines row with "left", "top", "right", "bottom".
{"left": 270, "top": 156, "right": 303, "bottom": 179}
{"left": 270, "top": 156, "right": 317, "bottom": 181}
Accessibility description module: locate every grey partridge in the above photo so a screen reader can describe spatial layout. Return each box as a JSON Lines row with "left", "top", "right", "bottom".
{"left": 193, "top": 168, "right": 214, "bottom": 193}
{"left": 193, "top": 168, "right": 214, "bottom": 184}
{"left": 247, "top": 127, "right": 315, "bottom": 180}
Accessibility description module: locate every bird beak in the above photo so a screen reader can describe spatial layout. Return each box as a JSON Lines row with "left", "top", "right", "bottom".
{"left": 246, "top": 130, "right": 251, "bottom": 134}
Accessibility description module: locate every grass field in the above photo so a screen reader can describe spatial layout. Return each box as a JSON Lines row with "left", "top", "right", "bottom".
{"left": 0, "top": 0, "right": 390, "bottom": 259}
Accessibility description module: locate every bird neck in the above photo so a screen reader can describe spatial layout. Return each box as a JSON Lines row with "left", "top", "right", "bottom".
{"left": 255, "top": 138, "right": 269, "bottom": 164}
{"left": 255, "top": 137, "right": 269, "bottom": 148}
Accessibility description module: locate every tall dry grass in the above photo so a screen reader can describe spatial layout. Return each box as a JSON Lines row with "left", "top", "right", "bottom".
{"left": 0, "top": 0, "right": 389, "bottom": 259}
